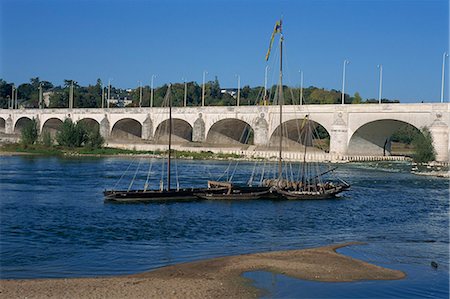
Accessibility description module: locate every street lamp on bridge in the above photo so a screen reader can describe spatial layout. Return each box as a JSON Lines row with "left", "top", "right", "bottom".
{"left": 377, "top": 64, "right": 383, "bottom": 104}
{"left": 202, "top": 70, "right": 208, "bottom": 106}
{"left": 341, "top": 59, "right": 350, "bottom": 104}
{"left": 182, "top": 77, "right": 187, "bottom": 107}
{"left": 441, "top": 52, "right": 449, "bottom": 103}
{"left": 150, "top": 74, "right": 157, "bottom": 107}
{"left": 235, "top": 74, "right": 240, "bottom": 106}
{"left": 299, "top": 69, "right": 304, "bottom": 105}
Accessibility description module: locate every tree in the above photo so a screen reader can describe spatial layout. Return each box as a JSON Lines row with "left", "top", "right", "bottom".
{"left": 56, "top": 119, "right": 87, "bottom": 147}
{"left": 391, "top": 125, "right": 420, "bottom": 144}
{"left": 411, "top": 127, "right": 435, "bottom": 163}
{"left": 21, "top": 118, "right": 38, "bottom": 145}
{"left": 86, "top": 127, "right": 104, "bottom": 149}
{"left": 352, "top": 92, "right": 362, "bottom": 104}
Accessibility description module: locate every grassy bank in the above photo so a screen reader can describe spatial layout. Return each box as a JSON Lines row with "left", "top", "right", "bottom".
{"left": 0, "top": 143, "right": 244, "bottom": 160}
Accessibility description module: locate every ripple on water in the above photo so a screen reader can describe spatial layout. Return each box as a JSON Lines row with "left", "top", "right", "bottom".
{"left": 0, "top": 156, "right": 448, "bottom": 297}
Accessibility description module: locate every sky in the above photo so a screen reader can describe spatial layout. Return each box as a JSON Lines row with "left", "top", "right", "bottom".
{"left": 0, "top": 0, "right": 449, "bottom": 102}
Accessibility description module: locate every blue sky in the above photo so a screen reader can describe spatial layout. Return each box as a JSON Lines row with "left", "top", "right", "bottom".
{"left": 0, "top": 0, "right": 448, "bottom": 102}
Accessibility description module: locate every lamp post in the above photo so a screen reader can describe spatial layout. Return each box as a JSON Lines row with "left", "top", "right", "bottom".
{"left": 441, "top": 52, "right": 449, "bottom": 103}
{"left": 150, "top": 74, "right": 156, "bottom": 107}
{"left": 107, "top": 78, "right": 113, "bottom": 109}
{"left": 182, "top": 77, "right": 187, "bottom": 107}
{"left": 264, "top": 66, "right": 269, "bottom": 105}
{"left": 11, "top": 85, "right": 15, "bottom": 109}
{"left": 69, "top": 80, "right": 75, "bottom": 109}
{"left": 101, "top": 83, "right": 105, "bottom": 108}
{"left": 38, "top": 83, "right": 43, "bottom": 109}
{"left": 377, "top": 64, "right": 383, "bottom": 104}
{"left": 235, "top": 74, "right": 240, "bottom": 106}
{"left": 15, "top": 87, "right": 18, "bottom": 109}
{"left": 341, "top": 59, "right": 350, "bottom": 104}
{"left": 138, "top": 81, "right": 142, "bottom": 107}
{"left": 202, "top": 70, "right": 208, "bottom": 106}
{"left": 299, "top": 70, "right": 303, "bottom": 105}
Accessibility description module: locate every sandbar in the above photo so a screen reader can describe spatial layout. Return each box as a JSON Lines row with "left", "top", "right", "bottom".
{"left": 0, "top": 242, "right": 405, "bottom": 298}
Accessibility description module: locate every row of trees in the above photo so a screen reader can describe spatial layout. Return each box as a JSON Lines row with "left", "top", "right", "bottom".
{"left": 21, "top": 118, "right": 104, "bottom": 149}
{"left": 0, "top": 77, "right": 400, "bottom": 109}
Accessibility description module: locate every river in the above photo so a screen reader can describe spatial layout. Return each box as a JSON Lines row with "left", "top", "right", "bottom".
{"left": 0, "top": 156, "right": 448, "bottom": 297}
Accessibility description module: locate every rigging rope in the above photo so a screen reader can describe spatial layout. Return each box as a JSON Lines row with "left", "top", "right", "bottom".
{"left": 144, "top": 157, "right": 154, "bottom": 191}
{"left": 128, "top": 158, "right": 143, "bottom": 191}
{"left": 113, "top": 157, "right": 136, "bottom": 190}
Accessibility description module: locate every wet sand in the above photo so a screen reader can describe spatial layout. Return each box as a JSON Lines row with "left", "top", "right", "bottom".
{"left": 0, "top": 242, "right": 405, "bottom": 298}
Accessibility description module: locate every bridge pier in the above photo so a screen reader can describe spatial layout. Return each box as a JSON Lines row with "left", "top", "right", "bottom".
{"left": 193, "top": 114, "right": 205, "bottom": 142}
{"left": 253, "top": 114, "right": 269, "bottom": 146}
{"left": 100, "top": 115, "right": 110, "bottom": 139}
{"left": 329, "top": 112, "right": 348, "bottom": 156}
{"left": 430, "top": 114, "right": 449, "bottom": 162}
{"left": 5, "top": 115, "right": 13, "bottom": 134}
{"left": 142, "top": 115, "right": 153, "bottom": 140}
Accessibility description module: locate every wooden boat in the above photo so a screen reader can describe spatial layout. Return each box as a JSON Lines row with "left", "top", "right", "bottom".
{"left": 104, "top": 188, "right": 212, "bottom": 203}
{"left": 194, "top": 181, "right": 273, "bottom": 200}
{"left": 262, "top": 19, "right": 350, "bottom": 200}
{"left": 104, "top": 85, "right": 218, "bottom": 203}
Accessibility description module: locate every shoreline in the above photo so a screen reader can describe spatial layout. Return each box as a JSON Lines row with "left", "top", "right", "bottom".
{"left": 0, "top": 242, "right": 405, "bottom": 299}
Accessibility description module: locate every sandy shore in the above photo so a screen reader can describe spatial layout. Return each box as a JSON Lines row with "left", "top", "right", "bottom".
{"left": 0, "top": 242, "right": 405, "bottom": 299}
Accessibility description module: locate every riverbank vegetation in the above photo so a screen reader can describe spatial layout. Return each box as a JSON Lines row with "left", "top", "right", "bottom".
{"left": 390, "top": 125, "right": 435, "bottom": 163}
{"left": 0, "top": 143, "right": 244, "bottom": 160}
{"left": 1, "top": 77, "right": 400, "bottom": 109}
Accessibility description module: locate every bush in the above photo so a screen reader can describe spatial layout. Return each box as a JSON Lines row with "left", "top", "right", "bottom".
{"left": 56, "top": 118, "right": 87, "bottom": 147}
{"left": 42, "top": 131, "right": 53, "bottom": 147}
{"left": 412, "top": 127, "right": 435, "bottom": 163}
{"left": 86, "top": 128, "right": 104, "bottom": 149}
{"left": 21, "top": 118, "right": 38, "bottom": 145}
{"left": 55, "top": 118, "right": 104, "bottom": 149}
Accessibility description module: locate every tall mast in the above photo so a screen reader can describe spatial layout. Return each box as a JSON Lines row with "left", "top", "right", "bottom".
{"left": 278, "top": 31, "right": 283, "bottom": 179}
{"left": 167, "top": 84, "right": 172, "bottom": 191}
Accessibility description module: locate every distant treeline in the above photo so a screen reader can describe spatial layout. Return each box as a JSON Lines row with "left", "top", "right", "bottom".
{"left": 0, "top": 77, "right": 400, "bottom": 109}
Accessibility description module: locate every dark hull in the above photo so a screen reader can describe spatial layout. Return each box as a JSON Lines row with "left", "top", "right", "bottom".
{"left": 104, "top": 188, "right": 212, "bottom": 203}
{"left": 275, "top": 185, "right": 348, "bottom": 200}
{"left": 194, "top": 186, "right": 273, "bottom": 200}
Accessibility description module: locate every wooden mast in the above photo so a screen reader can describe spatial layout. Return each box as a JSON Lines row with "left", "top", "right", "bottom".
{"left": 167, "top": 84, "right": 172, "bottom": 191}
{"left": 278, "top": 26, "right": 283, "bottom": 179}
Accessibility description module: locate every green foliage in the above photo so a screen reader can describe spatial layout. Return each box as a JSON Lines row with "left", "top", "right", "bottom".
{"left": 85, "top": 127, "right": 104, "bottom": 149}
{"left": 3, "top": 76, "right": 407, "bottom": 108}
{"left": 42, "top": 131, "right": 53, "bottom": 147}
{"left": 411, "top": 127, "right": 435, "bottom": 163}
{"left": 307, "top": 88, "right": 340, "bottom": 104}
{"left": 55, "top": 118, "right": 104, "bottom": 149}
{"left": 352, "top": 92, "right": 362, "bottom": 104}
{"left": 56, "top": 119, "right": 87, "bottom": 147}
{"left": 21, "top": 118, "right": 39, "bottom": 145}
{"left": 391, "top": 125, "right": 420, "bottom": 144}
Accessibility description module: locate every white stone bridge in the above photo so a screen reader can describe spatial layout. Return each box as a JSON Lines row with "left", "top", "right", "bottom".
{"left": 0, "top": 103, "right": 449, "bottom": 162}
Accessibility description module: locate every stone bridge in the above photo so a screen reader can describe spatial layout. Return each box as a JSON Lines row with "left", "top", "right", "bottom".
{"left": 0, "top": 103, "right": 449, "bottom": 162}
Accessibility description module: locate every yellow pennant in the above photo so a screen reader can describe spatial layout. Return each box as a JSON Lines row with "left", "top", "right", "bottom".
{"left": 265, "top": 20, "right": 282, "bottom": 61}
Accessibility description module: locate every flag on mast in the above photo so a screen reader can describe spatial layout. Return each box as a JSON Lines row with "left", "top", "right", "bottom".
{"left": 265, "top": 20, "right": 282, "bottom": 61}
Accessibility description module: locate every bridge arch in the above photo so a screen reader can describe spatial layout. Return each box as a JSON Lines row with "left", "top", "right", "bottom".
{"left": 206, "top": 118, "right": 254, "bottom": 145}
{"left": 78, "top": 118, "right": 100, "bottom": 132}
{"left": 154, "top": 118, "right": 193, "bottom": 143}
{"left": 14, "top": 117, "right": 33, "bottom": 134}
{"left": 348, "top": 119, "right": 422, "bottom": 155}
{"left": 111, "top": 118, "right": 142, "bottom": 141}
{"left": 269, "top": 118, "right": 330, "bottom": 152}
{"left": 0, "top": 117, "right": 5, "bottom": 133}
{"left": 42, "top": 118, "right": 64, "bottom": 137}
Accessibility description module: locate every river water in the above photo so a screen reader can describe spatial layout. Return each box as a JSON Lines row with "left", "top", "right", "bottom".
{"left": 0, "top": 156, "right": 448, "bottom": 297}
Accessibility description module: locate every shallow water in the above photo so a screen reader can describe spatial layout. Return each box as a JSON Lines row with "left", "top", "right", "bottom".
{"left": 0, "top": 156, "right": 448, "bottom": 297}
{"left": 244, "top": 244, "right": 449, "bottom": 298}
